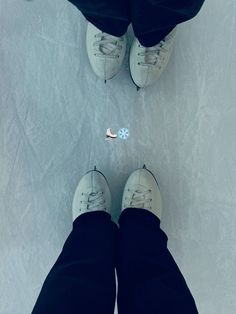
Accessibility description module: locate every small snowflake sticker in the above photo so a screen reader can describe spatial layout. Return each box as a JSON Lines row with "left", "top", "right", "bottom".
{"left": 118, "top": 128, "right": 129, "bottom": 140}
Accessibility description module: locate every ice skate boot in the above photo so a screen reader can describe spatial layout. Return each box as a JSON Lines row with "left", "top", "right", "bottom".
{"left": 72, "top": 167, "right": 112, "bottom": 221}
{"left": 122, "top": 165, "right": 162, "bottom": 220}
{"left": 129, "top": 28, "right": 177, "bottom": 89}
{"left": 86, "top": 22, "right": 127, "bottom": 81}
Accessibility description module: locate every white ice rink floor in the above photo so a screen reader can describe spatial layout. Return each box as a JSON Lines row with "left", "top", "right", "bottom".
{"left": 1, "top": 0, "right": 236, "bottom": 313}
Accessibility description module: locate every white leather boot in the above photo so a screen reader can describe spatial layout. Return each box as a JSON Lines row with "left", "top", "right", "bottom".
{"left": 129, "top": 28, "right": 177, "bottom": 88}
{"left": 72, "top": 168, "right": 112, "bottom": 221}
{"left": 122, "top": 165, "right": 162, "bottom": 220}
{"left": 86, "top": 22, "right": 127, "bottom": 81}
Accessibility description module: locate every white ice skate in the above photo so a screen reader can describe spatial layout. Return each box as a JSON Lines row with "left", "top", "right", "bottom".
{"left": 122, "top": 165, "right": 162, "bottom": 220}
{"left": 72, "top": 167, "right": 112, "bottom": 221}
{"left": 129, "top": 28, "right": 177, "bottom": 89}
{"left": 86, "top": 22, "right": 127, "bottom": 81}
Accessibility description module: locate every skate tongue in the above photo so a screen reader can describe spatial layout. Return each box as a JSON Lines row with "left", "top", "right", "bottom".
{"left": 144, "top": 46, "right": 160, "bottom": 65}
{"left": 99, "top": 41, "right": 117, "bottom": 55}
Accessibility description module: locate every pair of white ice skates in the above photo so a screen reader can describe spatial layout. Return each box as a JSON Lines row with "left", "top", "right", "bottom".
{"left": 72, "top": 165, "right": 162, "bottom": 221}
{"left": 86, "top": 22, "right": 177, "bottom": 88}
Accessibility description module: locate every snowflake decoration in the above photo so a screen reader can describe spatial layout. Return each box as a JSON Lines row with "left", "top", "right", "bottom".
{"left": 118, "top": 128, "right": 129, "bottom": 140}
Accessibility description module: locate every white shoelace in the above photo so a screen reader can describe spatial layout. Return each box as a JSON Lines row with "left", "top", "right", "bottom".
{"left": 139, "top": 40, "right": 169, "bottom": 66}
{"left": 93, "top": 32, "right": 123, "bottom": 59}
{"left": 124, "top": 188, "right": 152, "bottom": 210}
{"left": 80, "top": 191, "right": 106, "bottom": 211}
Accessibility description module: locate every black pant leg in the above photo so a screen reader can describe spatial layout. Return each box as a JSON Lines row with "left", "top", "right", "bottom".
{"left": 117, "top": 208, "right": 198, "bottom": 314}
{"left": 130, "top": 0, "right": 205, "bottom": 46}
{"left": 67, "top": 0, "right": 130, "bottom": 37}
{"left": 32, "top": 211, "right": 118, "bottom": 314}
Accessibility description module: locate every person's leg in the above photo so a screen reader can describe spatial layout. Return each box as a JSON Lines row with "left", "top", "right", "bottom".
{"left": 33, "top": 170, "right": 118, "bottom": 314}
{"left": 117, "top": 167, "right": 198, "bottom": 314}
{"left": 67, "top": 0, "right": 130, "bottom": 37}
{"left": 130, "top": 0, "right": 205, "bottom": 47}
{"left": 117, "top": 209, "right": 198, "bottom": 314}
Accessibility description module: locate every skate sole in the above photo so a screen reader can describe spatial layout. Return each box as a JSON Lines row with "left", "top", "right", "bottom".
{"left": 128, "top": 47, "right": 141, "bottom": 91}
{"left": 85, "top": 166, "right": 110, "bottom": 187}
{"left": 140, "top": 164, "right": 160, "bottom": 188}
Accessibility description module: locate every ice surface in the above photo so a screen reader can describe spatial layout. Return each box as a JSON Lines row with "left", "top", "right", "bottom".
{"left": 1, "top": 0, "right": 236, "bottom": 313}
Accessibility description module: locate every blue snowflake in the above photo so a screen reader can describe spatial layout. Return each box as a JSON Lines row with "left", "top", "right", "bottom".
{"left": 118, "top": 128, "right": 129, "bottom": 140}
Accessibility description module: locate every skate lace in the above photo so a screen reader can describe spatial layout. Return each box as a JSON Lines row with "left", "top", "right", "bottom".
{"left": 80, "top": 190, "right": 106, "bottom": 211}
{"left": 139, "top": 40, "right": 169, "bottom": 66}
{"left": 124, "top": 188, "right": 152, "bottom": 210}
{"left": 93, "top": 32, "right": 123, "bottom": 59}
